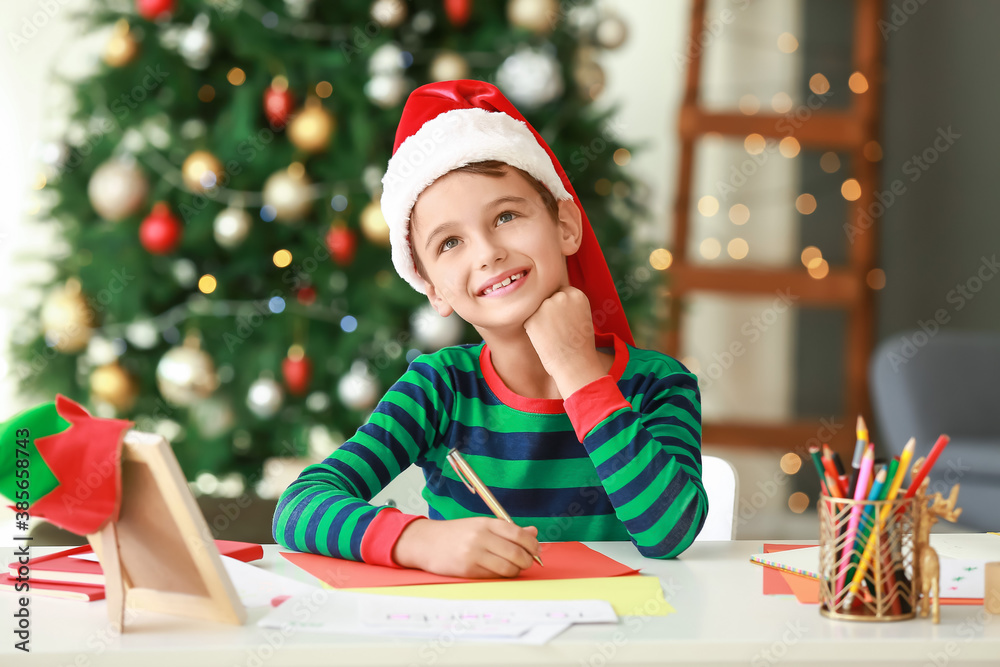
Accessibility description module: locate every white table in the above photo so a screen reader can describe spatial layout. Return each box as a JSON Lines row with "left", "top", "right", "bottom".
{"left": 3, "top": 536, "right": 999, "bottom": 666}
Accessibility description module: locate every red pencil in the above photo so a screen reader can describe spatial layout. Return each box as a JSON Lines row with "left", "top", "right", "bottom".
{"left": 902, "top": 435, "right": 950, "bottom": 498}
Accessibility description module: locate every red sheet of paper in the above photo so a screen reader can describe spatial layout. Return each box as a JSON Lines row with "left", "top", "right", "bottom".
{"left": 762, "top": 543, "right": 814, "bottom": 595}
{"left": 281, "top": 541, "right": 640, "bottom": 589}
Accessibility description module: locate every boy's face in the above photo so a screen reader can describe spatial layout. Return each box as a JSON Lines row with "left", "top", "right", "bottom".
{"left": 409, "top": 167, "right": 582, "bottom": 335}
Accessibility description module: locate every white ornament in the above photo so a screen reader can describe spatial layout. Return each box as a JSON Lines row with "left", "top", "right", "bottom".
{"left": 365, "top": 73, "right": 408, "bottom": 109}
{"left": 179, "top": 14, "right": 214, "bottom": 69}
{"left": 262, "top": 167, "right": 314, "bottom": 222}
{"left": 411, "top": 305, "right": 465, "bottom": 350}
{"left": 88, "top": 158, "right": 149, "bottom": 221}
{"left": 595, "top": 13, "right": 628, "bottom": 50}
{"left": 496, "top": 47, "right": 563, "bottom": 109}
{"left": 85, "top": 336, "right": 119, "bottom": 366}
{"left": 369, "top": 42, "right": 406, "bottom": 75}
{"left": 247, "top": 376, "right": 284, "bottom": 419}
{"left": 337, "top": 361, "right": 379, "bottom": 411}
{"left": 213, "top": 207, "right": 252, "bottom": 248}
{"left": 371, "top": 0, "right": 407, "bottom": 28}
{"left": 125, "top": 320, "right": 159, "bottom": 349}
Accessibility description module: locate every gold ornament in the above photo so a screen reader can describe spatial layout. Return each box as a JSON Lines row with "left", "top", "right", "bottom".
{"left": 262, "top": 163, "right": 314, "bottom": 222}
{"left": 40, "top": 278, "right": 94, "bottom": 353}
{"left": 288, "top": 99, "right": 335, "bottom": 153}
{"left": 182, "top": 150, "right": 225, "bottom": 192}
{"left": 429, "top": 51, "right": 470, "bottom": 82}
{"left": 360, "top": 200, "right": 391, "bottom": 246}
{"left": 90, "top": 362, "right": 137, "bottom": 412}
{"left": 595, "top": 13, "right": 628, "bottom": 50}
{"left": 156, "top": 334, "right": 220, "bottom": 407}
{"left": 574, "top": 48, "right": 605, "bottom": 100}
{"left": 507, "top": 0, "right": 560, "bottom": 34}
{"left": 103, "top": 19, "right": 138, "bottom": 67}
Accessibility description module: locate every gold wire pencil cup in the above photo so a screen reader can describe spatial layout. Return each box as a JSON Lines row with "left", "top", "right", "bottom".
{"left": 818, "top": 495, "right": 918, "bottom": 621}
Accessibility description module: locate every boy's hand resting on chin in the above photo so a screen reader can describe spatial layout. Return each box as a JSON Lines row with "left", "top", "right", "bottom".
{"left": 392, "top": 518, "right": 541, "bottom": 578}
{"left": 523, "top": 286, "right": 607, "bottom": 398}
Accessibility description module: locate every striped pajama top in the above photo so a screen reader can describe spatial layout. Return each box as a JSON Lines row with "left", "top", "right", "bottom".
{"left": 272, "top": 332, "right": 707, "bottom": 565}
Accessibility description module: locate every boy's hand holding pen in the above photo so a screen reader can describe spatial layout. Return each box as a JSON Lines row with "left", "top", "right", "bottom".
{"left": 392, "top": 449, "right": 544, "bottom": 578}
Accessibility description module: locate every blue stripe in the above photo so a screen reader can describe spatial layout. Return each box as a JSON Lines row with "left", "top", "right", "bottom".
{"left": 427, "top": 473, "right": 616, "bottom": 518}
{"left": 621, "top": 467, "right": 690, "bottom": 535}
{"left": 279, "top": 488, "right": 325, "bottom": 550}
{"left": 447, "top": 424, "right": 588, "bottom": 461}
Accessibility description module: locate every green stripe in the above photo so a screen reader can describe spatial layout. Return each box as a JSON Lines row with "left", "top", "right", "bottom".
{"left": 459, "top": 454, "right": 602, "bottom": 489}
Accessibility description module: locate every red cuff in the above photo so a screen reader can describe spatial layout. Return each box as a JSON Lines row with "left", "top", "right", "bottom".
{"left": 563, "top": 375, "right": 631, "bottom": 442}
{"left": 359, "top": 507, "right": 426, "bottom": 567}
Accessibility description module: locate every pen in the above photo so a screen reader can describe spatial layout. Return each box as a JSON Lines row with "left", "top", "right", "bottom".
{"left": 445, "top": 448, "right": 544, "bottom": 567}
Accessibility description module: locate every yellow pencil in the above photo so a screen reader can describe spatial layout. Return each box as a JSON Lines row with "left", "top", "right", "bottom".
{"left": 846, "top": 437, "right": 915, "bottom": 601}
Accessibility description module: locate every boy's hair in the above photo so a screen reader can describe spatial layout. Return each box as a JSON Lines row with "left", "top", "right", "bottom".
{"left": 409, "top": 160, "right": 560, "bottom": 282}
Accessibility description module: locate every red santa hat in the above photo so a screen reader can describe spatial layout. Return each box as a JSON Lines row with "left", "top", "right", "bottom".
{"left": 381, "top": 79, "right": 634, "bottom": 346}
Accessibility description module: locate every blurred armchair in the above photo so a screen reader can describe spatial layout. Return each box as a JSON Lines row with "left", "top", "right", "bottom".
{"left": 869, "top": 331, "right": 1000, "bottom": 532}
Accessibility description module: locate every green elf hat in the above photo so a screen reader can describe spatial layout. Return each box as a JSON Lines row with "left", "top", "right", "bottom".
{"left": 0, "top": 395, "right": 132, "bottom": 535}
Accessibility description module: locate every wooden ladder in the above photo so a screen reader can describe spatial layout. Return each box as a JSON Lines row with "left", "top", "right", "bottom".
{"left": 666, "top": 0, "right": 884, "bottom": 458}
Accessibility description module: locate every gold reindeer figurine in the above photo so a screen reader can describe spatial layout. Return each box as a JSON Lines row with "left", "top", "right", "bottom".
{"left": 911, "top": 457, "right": 963, "bottom": 625}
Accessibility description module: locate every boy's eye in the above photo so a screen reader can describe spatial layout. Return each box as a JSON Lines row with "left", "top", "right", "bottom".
{"left": 440, "top": 237, "right": 460, "bottom": 252}
{"left": 497, "top": 211, "right": 516, "bottom": 225}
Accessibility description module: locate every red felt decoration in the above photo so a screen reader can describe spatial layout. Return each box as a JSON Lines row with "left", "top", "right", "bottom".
{"left": 444, "top": 0, "right": 472, "bottom": 27}
{"left": 264, "top": 83, "right": 295, "bottom": 128}
{"left": 136, "top": 0, "right": 175, "bottom": 20}
{"left": 139, "top": 202, "right": 183, "bottom": 254}
{"left": 282, "top": 349, "right": 313, "bottom": 396}
{"left": 326, "top": 224, "right": 357, "bottom": 266}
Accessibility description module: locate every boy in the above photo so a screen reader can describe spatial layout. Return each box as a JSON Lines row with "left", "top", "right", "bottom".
{"left": 273, "top": 80, "right": 706, "bottom": 578}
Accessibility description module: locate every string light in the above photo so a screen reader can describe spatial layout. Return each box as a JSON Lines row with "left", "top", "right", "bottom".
{"left": 729, "top": 204, "right": 750, "bottom": 225}
{"left": 795, "top": 193, "right": 817, "bottom": 215}
{"left": 777, "top": 32, "right": 799, "bottom": 53}
{"left": 800, "top": 246, "right": 823, "bottom": 269}
{"left": 738, "top": 94, "right": 760, "bottom": 115}
{"left": 699, "top": 238, "right": 721, "bottom": 260}
{"left": 864, "top": 141, "right": 883, "bottom": 162}
{"left": 809, "top": 73, "right": 830, "bottom": 95}
{"left": 273, "top": 249, "right": 292, "bottom": 267}
{"left": 698, "top": 195, "right": 720, "bottom": 217}
{"left": 848, "top": 72, "right": 869, "bottom": 94}
{"left": 613, "top": 148, "right": 631, "bottom": 166}
{"left": 227, "top": 68, "right": 247, "bottom": 85}
{"left": 198, "top": 85, "right": 215, "bottom": 102}
{"left": 779, "top": 137, "right": 800, "bottom": 158}
{"left": 727, "top": 238, "right": 749, "bottom": 260}
{"left": 788, "top": 492, "right": 810, "bottom": 514}
{"left": 841, "top": 178, "right": 862, "bottom": 201}
{"left": 744, "top": 133, "right": 766, "bottom": 155}
{"left": 820, "top": 152, "right": 841, "bottom": 173}
{"left": 808, "top": 259, "right": 830, "bottom": 279}
{"left": 198, "top": 274, "right": 217, "bottom": 294}
{"left": 866, "top": 268, "right": 886, "bottom": 290}
{"left": 595, "top": 178, "right": 612, "bottom": 196}
{"left": 649, "top": 248, "right": 673, "bottom": 270}
{"left": 316, "top": 81, "right": 333, "bottom": 98}
{"left": 780, "top": 453, "right": 802, "bottom": 474}
{"left": 771, "top": 92, "right": 793, "bottom": 113}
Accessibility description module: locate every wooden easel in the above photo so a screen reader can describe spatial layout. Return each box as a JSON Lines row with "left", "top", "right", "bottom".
{"left": 667, "top": 0, "right": 885, "bottom": 458}
{"left": 87, "top": 430, "right": 246, "bottom": 629}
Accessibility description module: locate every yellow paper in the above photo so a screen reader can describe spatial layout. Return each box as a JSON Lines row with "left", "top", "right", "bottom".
{"left": 333, "top": 575, "right": 674, "bottom": 616}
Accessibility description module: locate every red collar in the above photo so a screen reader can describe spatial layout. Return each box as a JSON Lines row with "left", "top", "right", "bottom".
{"left": 478, "top": 332, "right": 629, "bottom": 413}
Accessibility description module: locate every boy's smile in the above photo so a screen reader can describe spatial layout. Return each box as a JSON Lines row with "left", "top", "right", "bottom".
{"left": 409, "top": 166, "right": 581, "bottom": 335}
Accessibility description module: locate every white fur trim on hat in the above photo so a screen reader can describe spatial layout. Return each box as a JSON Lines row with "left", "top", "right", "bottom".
{"left": 381, "top": 107, "right": 572, "bottom": 294}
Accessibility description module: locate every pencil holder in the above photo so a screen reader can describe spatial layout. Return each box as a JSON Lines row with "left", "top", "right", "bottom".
{"left": 818, "top": 495, "right": 918, "bottom": 621}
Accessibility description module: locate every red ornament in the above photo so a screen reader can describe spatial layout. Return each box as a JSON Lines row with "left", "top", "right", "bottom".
{"left": 326, "top": 224, "right": 357, "bottom": 266}
{"left": 282, "top": 346, "right": 313, "bottom": 396}
{"left": 297, "top": 286, "right": 316, "bottom": 305}
{"left": 264, "top": 78, "right": 295, "bottom": 129}
{"left": 136, "top": 0, "right": 175, "bottom": 20}
{"left": 444, "top": 0, "right": 472, "bottom": 26}
{"left": 139, "top": 202, "right": 182, "bottom": 254}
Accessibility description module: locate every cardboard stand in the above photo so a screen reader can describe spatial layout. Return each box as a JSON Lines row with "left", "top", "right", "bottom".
{"left": 87, "top": 430, "right": 246, "bottom": 628}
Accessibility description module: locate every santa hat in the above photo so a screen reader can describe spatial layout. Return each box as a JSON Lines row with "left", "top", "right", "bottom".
{"left": 381, "top": 79, "right": 634, "bottom": 345}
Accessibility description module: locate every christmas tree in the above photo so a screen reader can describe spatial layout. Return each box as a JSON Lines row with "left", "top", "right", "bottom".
{"left": 12, "top": 0, "right": 653, "bottom": 495}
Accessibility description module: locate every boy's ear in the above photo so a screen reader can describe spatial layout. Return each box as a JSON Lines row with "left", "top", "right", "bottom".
{"left": 424, "top": 280, "right": 455, "bottom": 318}
{"left": 556, "top": 198, "right": 584, "bottom": 257}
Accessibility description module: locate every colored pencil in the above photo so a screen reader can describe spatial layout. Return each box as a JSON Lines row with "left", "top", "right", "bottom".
{"left": 848, "top": 415, "right": 868, "bottom": 496}
{"left": 902, "top": 434, "right": 951, "bottom": 499}
{"left": 837, "top": 444, "right": 875, "bottom": 595}
{"left": 808, "top": 446, "right": 830, "bottom": 496}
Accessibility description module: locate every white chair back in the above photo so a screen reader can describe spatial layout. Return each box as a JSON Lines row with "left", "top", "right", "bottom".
{"left": 695, "top": 455, "right": 739, "bottom": 541}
